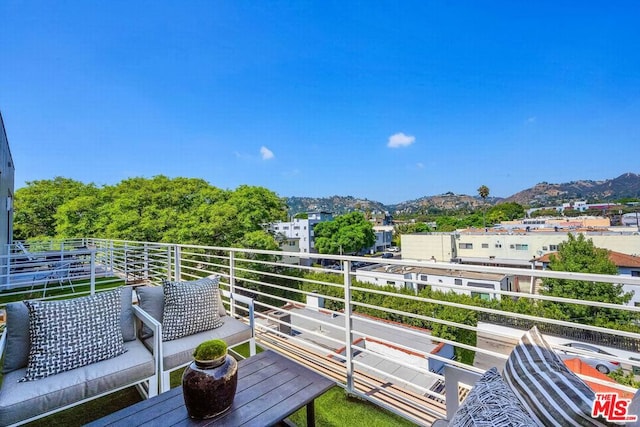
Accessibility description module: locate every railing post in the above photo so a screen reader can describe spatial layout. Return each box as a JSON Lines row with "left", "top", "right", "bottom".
{"left": 124, "top": 243, "right": 129, "bottom": 282}
{"left": 174, "top": 245, "right": 181, "bottom": 282}
{"left": 90, "top": 250, "right": 96, "bottom": 295}
{"left": 229, "top": 251, "right": 236, "bottom": 317}
{"left": 343, "top": 259, "right": 354, "bottom": 393}
{"left": 143, "top": 243, "right": 149, "bottom": 280}
{"left": 109, "top": 240, "right": 114, "bottom": 275}
{"left": 167, "top": 246, "right": 172, "bottom": 281}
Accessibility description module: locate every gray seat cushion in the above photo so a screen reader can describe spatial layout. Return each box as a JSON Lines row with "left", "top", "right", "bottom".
{"left": 0, "top": 339, "right": 154, "bottom": 427}
{"left": 144, "top": 316, "right": 251, "bottom": 371}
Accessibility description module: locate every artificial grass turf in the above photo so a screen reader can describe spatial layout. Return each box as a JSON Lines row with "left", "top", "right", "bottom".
{"left": 288, "top": 387, "right": 417, "bottom": 427}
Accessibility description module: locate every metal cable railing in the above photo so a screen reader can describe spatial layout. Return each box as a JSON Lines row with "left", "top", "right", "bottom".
{"left": 2, "top": 238, "right": 639, "bottom": 424}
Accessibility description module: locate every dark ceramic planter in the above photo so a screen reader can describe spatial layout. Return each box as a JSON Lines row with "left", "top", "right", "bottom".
{"left": 182, "top": 354, "right": 238, "bottom": 419}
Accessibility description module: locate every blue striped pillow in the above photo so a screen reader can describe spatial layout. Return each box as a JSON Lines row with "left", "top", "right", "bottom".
{"left": 502, "top": 326, "right": 612, "bottom": 427}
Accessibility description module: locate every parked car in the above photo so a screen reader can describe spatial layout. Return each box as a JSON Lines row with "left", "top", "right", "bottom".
{"left": 388, "top": 246, "right": 400, "bottom": 252}
{"left": 556, "top": 342, "right": 620, "bottom": 374}
{"left": 381, "top": 252, "right": 394, "bottom": 259}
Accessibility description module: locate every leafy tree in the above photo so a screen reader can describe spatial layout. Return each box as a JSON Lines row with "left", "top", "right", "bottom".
{"left": 392, "top": 222, "right": 432, "bottom": 246}
{"left": 96, "top": 176, "right": 219, "bottom": 243}
{"left": 435, "top": 213, "right": 484, "bottom": 232}
{"left": 487, "top": 202, "right": 525, "bottom": 222}
{"left": 314, "top": 212, "right": 376, "bottom": 255}
{"left": 477, "top": 185, "right": 490, "bottom": 228}
{"left": 608, "top": 368, "right": 640, "bottom": 388}
{"left": 14, "top": 177, "right": 95, "bottom": 239}
{"left": 539, "top": 234, "right": 633, "bottom": 327}
{"left": 530, "top": 208, "right": 558, "bottom": 218}
{"left": 15, "top": 176, "right": 288, "bottom": 248}
{"left": 55, "top": 189, "right": 104, "bottom": 238}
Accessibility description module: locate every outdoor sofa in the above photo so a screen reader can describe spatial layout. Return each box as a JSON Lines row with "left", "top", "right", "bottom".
{"left": 135, "top": 275, "right": 256, "bottom": 393}
{"left": 0, "top": 287, "right": 159, "bottom": 426}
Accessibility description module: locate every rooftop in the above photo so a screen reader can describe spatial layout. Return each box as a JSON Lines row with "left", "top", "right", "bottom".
{"left": 1, "top": 239, "right": 639, "bottom": 425}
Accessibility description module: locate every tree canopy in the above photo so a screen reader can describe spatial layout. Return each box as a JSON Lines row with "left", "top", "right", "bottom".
{"left": 487, "top": 202, "right": 525, "bottom": 222}
{"left": 539, "top": 233, "right": 633, "bottom": 327}
{"left": 14, "top": 176, "right": 287, "bottom": 247}
{"left": 313, "top": 212, "right": 376, "bottom": 254}
{"left": 14, "top": 177, "right": 96, "bottom": 240}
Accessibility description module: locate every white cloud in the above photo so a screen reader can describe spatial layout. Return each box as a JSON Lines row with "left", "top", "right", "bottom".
{"left": 387, "top": 132, "right": 415, "bottom": 148}
{"left": 526, "top": 116, "right": 537, "bottom": 124}
{"left": 416, "top": 162, "right": 425, "bottom": 169}
{"left": 282, "top": 169, "right": 300, "bottom": 177}
{"left": 260, "top": 146, "right": 274, "bottom": 160}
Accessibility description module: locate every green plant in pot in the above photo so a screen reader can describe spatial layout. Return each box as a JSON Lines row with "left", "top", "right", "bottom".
{"left": 194, "top": 339, "right": 228, "bottom": 366}
{"left": 182, "top": 339, "right": 238, "bottom": 419}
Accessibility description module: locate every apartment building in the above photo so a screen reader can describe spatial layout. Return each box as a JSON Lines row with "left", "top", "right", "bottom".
{"left": 355, "top": 264, "right": 514, "bottom": 300}
{"left": 402, "top": 230, "right": 640, "bottom": 266}
{"left": 268, "top": 212, "right": 333, "bottom": 265}
{"left": 0, "top": 111, "right": 14, "bottom": 256}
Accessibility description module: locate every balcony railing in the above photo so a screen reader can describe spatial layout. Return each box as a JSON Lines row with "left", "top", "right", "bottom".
{"left": 1, "top": 238, "right": 639, "bottom": 425}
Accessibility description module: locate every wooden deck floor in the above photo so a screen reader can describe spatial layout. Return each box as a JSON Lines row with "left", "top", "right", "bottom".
{"left": 255, "top": 329, "right": 453, "bottom": 426}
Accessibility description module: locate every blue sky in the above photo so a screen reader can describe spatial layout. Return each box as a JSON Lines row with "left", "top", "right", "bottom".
{"left": 2, "top": 1, "right": 639, "bottom": 204}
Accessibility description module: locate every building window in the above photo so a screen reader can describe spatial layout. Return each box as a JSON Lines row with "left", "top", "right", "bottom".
{"left": 471, "top": 292, "right": 491, "bottom": 301}
{"left": 481, "top": 243, "right": 489, "bottom": 249}
{"left": 294, "top": 226, "right": 300, "bottom": 230}
{"left": 454, "top": 278, "right": 462, "bottom": 286}
{"left": 542, "top": 246, "right": 548, "bottom": 251}
{"left": 459, "top": 243, "right": 473, "bottom": 249}
{"left": 495, "top": 243, "right": 502, "bottom": 248}
{"left": 420, "top": 274, "right": 428, "bottom": 282}
{"left": 550, "top": 244, "right": 558, "bottom": 251}
{"left": 283, "top": 226, "right": 289, "bottom": 230}
{"left": 632, "top": 271, "right": 640, "bottom": 277}
{"left": 514, "top": 244, "right": 529, "bottom": 250}
{"left": 387, "top": 280, "right": 395, "bottom": 285}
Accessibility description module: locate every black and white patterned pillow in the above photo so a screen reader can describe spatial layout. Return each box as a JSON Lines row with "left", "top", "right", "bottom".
{"left": 162, "top": 277, "right": 224, "bottom": 341}
{"left": 21, "top": 288, "right": 126, "bottom": 381}
{"left": 503, "top": 326, "right": 612, "bottom": 427}
{"left": 449, "top": 367, "right": 537, "bottom": 427}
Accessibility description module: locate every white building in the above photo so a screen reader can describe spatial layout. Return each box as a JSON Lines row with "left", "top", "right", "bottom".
{"left": 622, "top": 212, "right": 640, "bottom": 227}
{"left": 355, "top": 264, "right": 514, "bottom": 301}
{"left": 402, "top": 230, "right": 640, "bottom": 266}
{"left": 268, "top": 212, "right": 333, "bottom": 265}
{"left": 369, "top": 225, "right": 393, "bottom": 253}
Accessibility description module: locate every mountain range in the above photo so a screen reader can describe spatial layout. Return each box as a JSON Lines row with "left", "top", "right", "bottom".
{"left": 285, "top": 173, "right": 640, "bottom": 216}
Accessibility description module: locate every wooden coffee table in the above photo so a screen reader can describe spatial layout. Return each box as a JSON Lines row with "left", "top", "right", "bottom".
{"left": 87, "top": 350, "right": 334, "bottom": 427}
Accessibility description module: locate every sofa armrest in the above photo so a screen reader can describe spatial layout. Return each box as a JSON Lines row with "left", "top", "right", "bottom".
{"left": 220, "top": 290, "right": 255, "bottom": 337}
{"left": 0, "top": 329, "right": 6, "bottom": 361}
{"left": 444, "top": 364, "right": 483, "bottom": 420}
{"left": 133, "top": 305, "right": 161, "bottom": 363}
